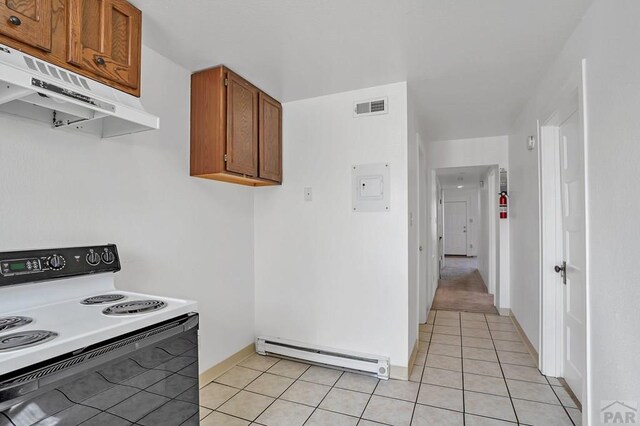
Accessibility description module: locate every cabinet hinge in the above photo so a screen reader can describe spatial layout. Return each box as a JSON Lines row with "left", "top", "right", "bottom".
{"left": 224, "top": 154, "right": 228, "bottom": 162}
{"left": 224, "top": 78, "right": 228, "bottom": 87}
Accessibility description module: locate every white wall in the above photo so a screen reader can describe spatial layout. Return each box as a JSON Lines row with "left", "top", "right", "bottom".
{"left": 426, "top": 136, "right": 509, "bottom": 309}
{"left": 477, "top": 168, "right": 498, "bottom": 295}
{"left": 0, "top": 47, "right": 256, "bottom": 374}
{"left": 442, "top": 188, "right": 480, "bottom": 257}
{"left": 509, "top": 0, "right": 640, "bottom": 420}
{"left": 254, "top": 82, "right": 412, "bottom": 371}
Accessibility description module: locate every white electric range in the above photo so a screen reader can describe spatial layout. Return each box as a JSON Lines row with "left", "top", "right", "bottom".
{"left": 0, "top": 245, "right": 200, "bottom": 426}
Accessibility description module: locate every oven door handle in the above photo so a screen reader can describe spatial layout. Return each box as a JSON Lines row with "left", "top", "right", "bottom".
{"left": 0, "top": 313, "right": 198, "bottom": 410}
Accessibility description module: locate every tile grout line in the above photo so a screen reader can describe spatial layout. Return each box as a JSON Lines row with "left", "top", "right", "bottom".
{"left": 357, "top": 375, "right": 384, "bottom": 425}
{"left": 249, "top": 359, "right": 313, "bottom": 424}
{"left": 213, "top": 358, "right": 310, "bottom": 423}
{"left": 484, "top": 312, "right": 521, "bottom": 425}
{"left": 409, "top": 310, "right": 436, "bottom": 425}
{"left": 299, "top": 367, "right": 347, "bottom": 425}
{"left": 430, "top": 333, "right": 532, "bottom": 354}
{"left": 459, "top": 311, "right": 466, "bottom": 426}
{"left": 545, "top": 375, "right": 577, "bottom": 426}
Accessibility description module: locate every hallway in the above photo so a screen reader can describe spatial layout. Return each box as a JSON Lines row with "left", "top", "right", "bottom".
{"left": 432, "top": 257, "right": 498, "bottom": 314}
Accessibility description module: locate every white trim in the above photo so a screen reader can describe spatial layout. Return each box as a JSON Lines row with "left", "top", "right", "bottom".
{"left": 539, "top": 114, "right": 564, "bottom": 377}
{"left": 487, "top": 167, "right": 498, "bottom": 296}
{"left": 538, "top": 60, "right": 589, "bottom": 425}
{"left": 418, "top": 139, "right": 428, "bottom": 324}
{"left": 581, "top": 58, "right": 591, "bottom": 426}
{"left": 498, "top": 307, "right": 511, "bottom": 317}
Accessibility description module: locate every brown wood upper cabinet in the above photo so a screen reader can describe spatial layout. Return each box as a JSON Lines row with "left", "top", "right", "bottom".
{"left": 0, "top": 0, "right": 142, "bottom": 96}
{"left": 191, "top": 66, "right": 282, "bottom": 186}
{"left": 0, "top": 0, "right": 52, "bottom": 51}
{"left": 226, "top": 71, "right": 259, "bottom": 177}
{"left": 67, "top": 0, "right": 141, "bottom": 91}
{"left": 259, "top": 92, "right": 282, "bottom": 182}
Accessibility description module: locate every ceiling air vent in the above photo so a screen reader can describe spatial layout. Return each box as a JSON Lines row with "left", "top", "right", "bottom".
{"left": 353, "top": 97, "right": 388, "bottom": 118}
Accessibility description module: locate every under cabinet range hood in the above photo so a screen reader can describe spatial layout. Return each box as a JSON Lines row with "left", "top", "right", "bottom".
{"left": 0, "top": 43, "right": 159, "bottom": 138}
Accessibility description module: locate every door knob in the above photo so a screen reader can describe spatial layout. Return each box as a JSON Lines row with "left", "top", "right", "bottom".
{"left": 419, "top": 246, "right": 423, "bottom": 251}
{"left": 555, "top": 261, "right": 567, "bottom": 285}
{"left": 9, "top": 16, "right": 21, "bottom": 26}
{"left": 95, "top": 56, "right": 106, "bottom": 66}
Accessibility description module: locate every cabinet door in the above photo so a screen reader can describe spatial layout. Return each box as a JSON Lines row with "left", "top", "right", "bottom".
{"left": 259, "top": 92, "right": 282, "bottom": 182}
{"left": 226, "top": 71, "right": 258, "bottom": 177}
{"left": 0, "top": 0, "right": 52, "bottom": 51}
{"left": 67, "top": 0, "right": 141, "bottom": 90}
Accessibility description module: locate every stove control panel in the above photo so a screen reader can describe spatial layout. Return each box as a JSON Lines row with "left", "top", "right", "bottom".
{"left": 0, "top": 244, "right": 120, "bottom": 287}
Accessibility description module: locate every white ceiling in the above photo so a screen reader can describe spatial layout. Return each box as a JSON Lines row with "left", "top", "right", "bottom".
{"left": 437, "top": 166, "right": 491, "bottom": 189}
{"left": 132, "top": 0, "right": 592, "bottom": 141}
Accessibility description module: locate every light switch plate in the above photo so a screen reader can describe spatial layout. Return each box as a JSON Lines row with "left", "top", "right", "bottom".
{"left": 352, "top": 163, "right": 390, "bottom": 212}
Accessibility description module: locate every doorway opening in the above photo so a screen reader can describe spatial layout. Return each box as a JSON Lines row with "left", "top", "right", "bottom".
{"left": 431, "top": 166, "right": 499, "bottom": 314}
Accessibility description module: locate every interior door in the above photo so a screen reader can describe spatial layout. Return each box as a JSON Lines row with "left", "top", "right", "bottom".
{"left": 0, "top": 0, "right": 51, "bottom": 51}
{"left": 258, "top": 92, "right": 282, "bottom": 182}
{"left": 67, "top": 0, "right": 141, "bottom": 90}
{"left": 444, "top": 201, "right": 467, "bottom": 255}
{"left": 226, "top": 71, "right": 258, "bottom": 177}
{"left": 558, "top": 95, "right": 586, "bottom": 403}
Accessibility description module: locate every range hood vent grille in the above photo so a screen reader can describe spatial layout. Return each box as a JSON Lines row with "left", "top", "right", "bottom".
{"left": 24, "top": 57, "right": 92, "bottom": 92}
{"left": 353, "top": 97, "right": 388, "bottom": 118}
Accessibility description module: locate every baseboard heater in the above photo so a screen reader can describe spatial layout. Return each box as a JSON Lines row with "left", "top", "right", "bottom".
{"left": 256, "top": 336, "right": 390, "bottom": 379}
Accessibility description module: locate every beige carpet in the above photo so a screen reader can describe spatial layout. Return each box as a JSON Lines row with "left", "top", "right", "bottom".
{"left": 431, "top": 256, "right": 499, "bottom": 314}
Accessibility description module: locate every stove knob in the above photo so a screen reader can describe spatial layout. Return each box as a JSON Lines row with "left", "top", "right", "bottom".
{"left": 86, "top": 251, "right": 101, "bottom": 266}
{"left": 102, "top": 250, "right": 115, "bottom": 264}
{"left": 49, "top": 254, "right": 65, "bottom": 270}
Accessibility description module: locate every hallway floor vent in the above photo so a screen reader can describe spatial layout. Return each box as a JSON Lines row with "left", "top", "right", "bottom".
{"left": 256, "top": 336, "right": 390, "bottom": 379}
{"left": 353, "top": 97, "right": 388, "bottom": 117}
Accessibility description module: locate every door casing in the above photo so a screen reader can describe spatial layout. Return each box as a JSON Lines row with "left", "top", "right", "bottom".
{"left": 538, "top": 59, "right": 590, "bottom": 424}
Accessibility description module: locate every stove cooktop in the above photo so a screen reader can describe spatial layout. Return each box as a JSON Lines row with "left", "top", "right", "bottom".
{"left": 0, "top": 289, "right": 196, "bottom": 375}
{"left": 0, "top": 245, "right": 197, "bottom": 376}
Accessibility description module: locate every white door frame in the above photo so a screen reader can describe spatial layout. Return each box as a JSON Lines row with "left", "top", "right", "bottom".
{"left": 538, "top": 59, "right": 590, "bottom": 422}
{"left": 418, "top": 139, "right": 428, "bottom": 324}
{"left": 487, "top": 167, "right": 498, "bottom": 296}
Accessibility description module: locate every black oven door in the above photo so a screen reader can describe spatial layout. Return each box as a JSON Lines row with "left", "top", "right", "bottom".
{"left": 0, "top": 313, "right": 199, "bottom": 426}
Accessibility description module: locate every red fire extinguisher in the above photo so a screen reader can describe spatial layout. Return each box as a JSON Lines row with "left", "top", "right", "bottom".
{"left": 499, "top": 192, "right": 508, "bottom": 219}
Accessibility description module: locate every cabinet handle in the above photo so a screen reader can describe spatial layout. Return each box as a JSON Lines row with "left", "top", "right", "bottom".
{"left": 9, "top": 16, "right": 21, "bottom": 26}
{"left": 95, "top": 57, "right": 106, "bottom": 66}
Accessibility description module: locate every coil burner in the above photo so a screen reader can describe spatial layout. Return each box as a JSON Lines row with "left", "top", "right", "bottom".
{"left": 102, "top": 300, "right": 167, "bottom": 316}
{"left": 81, "top": 294, "right": 126, "bottom": 305}
{"left": 0, "top": 316, "right": 33, "bottom": 333}
{"left": 0, "top": 330, "right": 58, "bottom": 352}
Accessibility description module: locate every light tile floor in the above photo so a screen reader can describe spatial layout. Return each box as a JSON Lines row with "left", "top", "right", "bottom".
{"left": 198, "top": 310, "right": 581, "bottom": 425}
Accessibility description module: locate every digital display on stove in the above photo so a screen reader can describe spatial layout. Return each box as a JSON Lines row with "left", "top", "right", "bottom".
{"left": 1, "top": 258, "right": 41, "bottom": 276}
{"left": 9, "top": 263, "right": 26, "bottom": 271}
